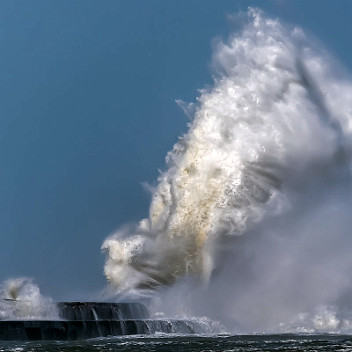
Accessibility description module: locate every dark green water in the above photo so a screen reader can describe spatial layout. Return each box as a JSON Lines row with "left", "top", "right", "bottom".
{"left": 1, "top": 334, "right": 352, "bottom": 352}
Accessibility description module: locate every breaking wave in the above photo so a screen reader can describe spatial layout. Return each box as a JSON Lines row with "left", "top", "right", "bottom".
{"left": 0, "top": 278, "right": 58, "bottom": 320}
{"left": 103, "top": 8, "right": 352, "bottom": 331}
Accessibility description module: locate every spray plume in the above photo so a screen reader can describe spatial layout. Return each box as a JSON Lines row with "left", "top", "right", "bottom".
{"left": 0, "top": 278, "right": 58, "bottom": 320}
{"left": 103, "top": 9, "right": 352, "bottom": 331}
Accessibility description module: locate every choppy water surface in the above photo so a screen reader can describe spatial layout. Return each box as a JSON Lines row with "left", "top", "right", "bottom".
{"left": 1, "top": 334, "right": 352, "bottom": 352}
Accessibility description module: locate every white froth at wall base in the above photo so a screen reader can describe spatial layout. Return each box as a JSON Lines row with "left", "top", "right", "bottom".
{"left": 102, "top": 8, "right": 352, "bottom": 331}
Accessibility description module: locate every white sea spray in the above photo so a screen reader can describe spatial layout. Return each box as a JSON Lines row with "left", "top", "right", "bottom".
{"left": 103, "top": 9, "right": 352, "bottom": 332}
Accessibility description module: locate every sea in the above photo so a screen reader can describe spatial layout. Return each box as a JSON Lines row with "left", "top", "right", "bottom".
{"left": 1, "top": 334, "right": 352, "bottom": 352}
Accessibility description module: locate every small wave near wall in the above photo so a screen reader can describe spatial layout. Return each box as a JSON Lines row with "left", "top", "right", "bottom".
{"left": 0, "top": 278, "right": 58, "bottom": 320}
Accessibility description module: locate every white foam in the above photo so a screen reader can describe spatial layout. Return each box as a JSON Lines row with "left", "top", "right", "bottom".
{"left": 0, "top": 278, "right": 58, "bottom": 320}
{"left": 102, "top": 8, "right": 352, "bottom": 293}
{"left": 102, "top": 8, "right": 352, "bottom": 333}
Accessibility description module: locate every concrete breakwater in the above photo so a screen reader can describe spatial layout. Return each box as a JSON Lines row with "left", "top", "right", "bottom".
{"left": 0, "top": 302, "right": 201, "bottom": 340}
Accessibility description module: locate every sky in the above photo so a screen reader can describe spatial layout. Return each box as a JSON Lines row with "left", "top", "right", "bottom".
{"left": 0, "top": 0, "right": 352, "bottom": 300}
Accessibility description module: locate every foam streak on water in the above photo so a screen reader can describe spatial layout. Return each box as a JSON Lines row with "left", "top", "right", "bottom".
{"left": 102, "top": 9, "right": 352, "bottom": 332}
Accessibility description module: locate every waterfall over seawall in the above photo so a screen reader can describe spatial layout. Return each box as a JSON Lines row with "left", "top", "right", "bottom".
{"left": 57, "top": 302, "right": 149, "bottom": 321}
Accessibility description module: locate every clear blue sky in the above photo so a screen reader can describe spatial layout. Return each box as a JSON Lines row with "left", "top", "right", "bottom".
{"left": 0, "top": 0, "right": 351, "bottom": 300}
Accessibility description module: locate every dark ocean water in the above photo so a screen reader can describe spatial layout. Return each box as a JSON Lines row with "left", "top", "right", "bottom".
{"left": 1, "top": 334, "right": 352, "bottom": 352}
